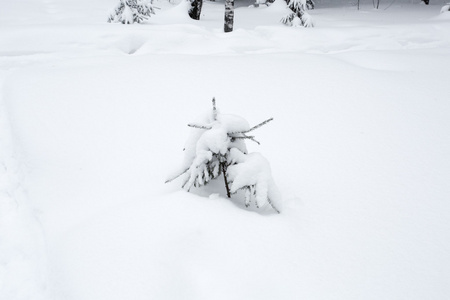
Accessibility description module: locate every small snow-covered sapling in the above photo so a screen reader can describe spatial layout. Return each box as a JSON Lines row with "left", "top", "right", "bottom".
{"left": 108, "top": 0, "right": 155, "bottom": 24}
{"left": 166, "top": 98, "right": 281, "bottom": 213}
{"left": 441, "top": 3, "right": 450, "bottom": 13}
{"left": 281, "top": 0, "right": 314, "bottom": 28}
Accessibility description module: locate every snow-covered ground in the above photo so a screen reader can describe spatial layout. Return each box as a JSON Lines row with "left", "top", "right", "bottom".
{"left": 1, "top": 0, "right": 450, "bottom": 299}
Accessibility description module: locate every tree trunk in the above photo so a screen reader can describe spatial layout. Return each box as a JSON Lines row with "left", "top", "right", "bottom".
{"left": 373, "top": 0, "right": 380, "bottom": 9}
{"left": 189, "top": 0, "right": 203, "bottom": 20}
{"left": 224, "top": 0, "right": 234, "bottom": 33}
{"left": 221, "top": 162, "right": 231, "bottom": 198}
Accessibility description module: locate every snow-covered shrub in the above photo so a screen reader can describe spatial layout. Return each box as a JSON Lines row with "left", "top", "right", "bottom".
{"left": 108, "top": 0, "right": 155, "bottom": 24}
{"left": 166, "top": 98, "right": 281, "bottom": 213}
{"left": 281, "top": 0, "right": 314, "bottom": 28}
{"left": 253, "top": 0, "right": 271, "bottom": 8}
{"left": 441, "top": 3, "right": 450, "bottom": 13}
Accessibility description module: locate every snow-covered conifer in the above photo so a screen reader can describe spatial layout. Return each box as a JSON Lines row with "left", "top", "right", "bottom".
{"left": 281, "top": 0, "right": 314, "bottom": 27}
{"left": 166, "top": 98, "right": 281, "bottom": 213}
{"left": 441, "top": 3, "right": 450, "bottom": 13}
{"left": 108, "top": 0, "right": 155, "bottom": 24}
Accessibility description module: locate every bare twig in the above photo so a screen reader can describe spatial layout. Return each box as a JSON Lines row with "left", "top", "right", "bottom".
{"left": 229, "top": 134, "right": 260, "bottom": 145}
{"left": 181, "top": 174, "right": 191, "bottom": 191}
{"left": 230, "top": 117, "right": 273, "bottom": 135}
{"left": 188, "top": 123, "right": 212, "bottom": 130}
{"left": 212, "top": 97, "right": 218, "bottom": 121}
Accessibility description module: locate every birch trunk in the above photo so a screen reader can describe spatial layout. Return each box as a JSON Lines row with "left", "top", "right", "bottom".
{"left": 224, "top": 0, "right": 234, "bottom": 33}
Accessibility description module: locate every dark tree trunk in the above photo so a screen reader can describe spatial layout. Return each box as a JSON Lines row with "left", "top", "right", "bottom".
{"left": 221, "top": 162, "right": 231, "bottom": 198}
{"left": 422, "top": 0, "right": 429, "bottom": 4}
{"left": 373, "top": 0, "right": 380, "bottom": 9}
{"left": 189, "top": 0, "right": 203, "bottom": 20}
{"left": 224, "top": 0, "right": 234, "bottom": 33}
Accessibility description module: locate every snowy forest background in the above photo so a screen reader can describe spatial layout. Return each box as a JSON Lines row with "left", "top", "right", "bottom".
{"left": 1, "top": 0, "right": 450, "bottom": 299}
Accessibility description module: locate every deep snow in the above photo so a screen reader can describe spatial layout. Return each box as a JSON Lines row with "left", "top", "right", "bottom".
{"left": 1, "top": 0, "right": 450, "bottom": 299}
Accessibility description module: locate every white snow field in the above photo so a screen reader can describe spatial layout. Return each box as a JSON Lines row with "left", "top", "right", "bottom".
{"left": 1, "top": 0, "right": 450, "bottom": 299}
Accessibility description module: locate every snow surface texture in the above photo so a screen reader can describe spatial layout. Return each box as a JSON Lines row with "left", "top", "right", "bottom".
{"left": 1, "top": 0, "right": 450, "bottom": 299}
{"left": 0, "top": 75, "right": 48, "bottom": 299}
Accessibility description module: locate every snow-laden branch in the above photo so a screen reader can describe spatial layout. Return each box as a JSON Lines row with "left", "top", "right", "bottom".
{"left": 267, "top": 198, "right": 281, "bottom": 214}
{"left": 165, "top": 168, "right": 189, "bottom": 184}
{"left": 227, "top": 148, "right": 282, "bottom": 213}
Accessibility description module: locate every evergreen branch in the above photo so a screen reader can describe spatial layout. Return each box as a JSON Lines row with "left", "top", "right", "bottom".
{"left": 165, "top": 168, "right": 189, "bottom": 184}
{"left": 281, "top": 13, "right": 295, "bottom": 25}
{"left": 244, "top": 187, "right": 251, "bottom": 207}
{"left": 267, "top": 197, "right": 280, "bottom": 214}
{"left": 229, "top": 135, "right": 255, "bottom": 140}
{"left": 235, "top": 186, "right": 279, "bottom": 213}
{"left": 229, "top": 135, "right": 261, "bottom": 145}
{"left": 187, "top": 123, "right": 212, "bottom": 130}
{"left": 246, "top": 136, "right": 260, "bottom": 145}
{"left": 182, "top": 174, "right": 192, "bottom": 191}
{"left": 230, "top": 118, "right": 273, "bottom": 134}
{"left": 246, "top": 117, "right": 273, "bottom": 133}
